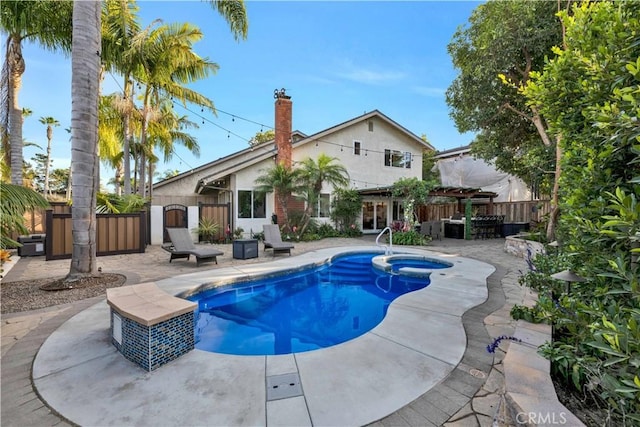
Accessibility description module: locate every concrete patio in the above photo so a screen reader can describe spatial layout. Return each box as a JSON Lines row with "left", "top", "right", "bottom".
{"left": 1, "top": 237, "right": 581, "bottom": 426}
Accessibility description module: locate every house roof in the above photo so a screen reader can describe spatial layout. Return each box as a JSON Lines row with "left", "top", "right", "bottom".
{"left": 155, "top": 110, "right": 435, "bottom": 193}
{"left": 434, "top": 145, "right": 471, "bottom": 159}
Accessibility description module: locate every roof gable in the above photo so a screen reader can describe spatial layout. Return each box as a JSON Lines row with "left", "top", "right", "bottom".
{"left": 155, "top": 111, "right": 433, "bottom": 191}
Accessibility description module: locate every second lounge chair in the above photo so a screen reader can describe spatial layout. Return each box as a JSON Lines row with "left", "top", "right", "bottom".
{"left": 163, "top": 227, "right": 224, "bottom": 266}
{"left": 262, "top": 224, "right": 294, "bottom": 256}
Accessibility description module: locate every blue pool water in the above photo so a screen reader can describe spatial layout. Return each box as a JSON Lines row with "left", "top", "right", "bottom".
{"left": 189, "top": 252, "right": 450, "bottom": 355}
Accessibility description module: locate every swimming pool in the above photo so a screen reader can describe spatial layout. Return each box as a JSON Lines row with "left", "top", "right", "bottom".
{"left": 189, "top": 252, "right": 451, "bottom": 355}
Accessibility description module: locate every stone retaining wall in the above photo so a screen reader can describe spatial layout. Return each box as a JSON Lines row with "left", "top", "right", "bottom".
{"left": 504, "top": 235, "right": 545, "bottom": 259}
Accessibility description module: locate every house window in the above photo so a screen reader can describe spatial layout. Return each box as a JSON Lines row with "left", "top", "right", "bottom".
{"left": 368, "top": 120, "right": 374, "bottom": 132}
{"left": 354, "top": 141, "right": 361, "bottom": 155}
{"left": 312, "top": 193, "right": 331, "bottom": 218}
{"left": 392, "top": 201, "right": 404, "bottom": 221}
{"left": 384, "top": 149, "right": 412, "bottom": 168}
{"left": 238, "top": 190, "right": 266, "bottom": 218}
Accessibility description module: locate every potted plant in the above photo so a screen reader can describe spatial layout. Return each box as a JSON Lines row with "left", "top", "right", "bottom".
{"left": 192, "top": 218, "right": 220, "bottom": 243}
{"left": 233, "top": 226, "right": 244, "bottom": 240}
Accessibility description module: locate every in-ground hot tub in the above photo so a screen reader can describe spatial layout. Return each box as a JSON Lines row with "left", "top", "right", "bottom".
{"left": 371, "top": 254, "right": 452, "bottom": 278}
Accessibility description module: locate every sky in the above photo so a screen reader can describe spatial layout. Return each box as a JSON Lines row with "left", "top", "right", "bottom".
{"left": 16, "top": 0, "right": 481, "bottom": 188}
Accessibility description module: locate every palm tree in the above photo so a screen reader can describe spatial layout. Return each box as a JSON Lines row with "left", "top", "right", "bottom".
{"left": 131, "top": 21, "right": 217, "bottom": 197}
{"left": 101, "top": 0, "right": 143, "bottom": 195}
{"left": 98, "top": 93, "right": 128, "bottom": 195}
{"left": 203, "top": 0, "right": 248, "bottom": 42}
{"left": 38, "top": 116, "right": 60, "bottom": 196}
{"left": 0, "top": 1, "right": 73, "bottom": 185}
{"left": 67, "top": 0, "right": 101, "bottom": 280}
{"left": 100, "top": 0, "right": 247, "bottom": 196}
{"left": 254, "top": 163, "right": 302, "bottom": 233}
{"left": 297, "top": 154, "right": 349, "bottom": 235}
{"left": 146, "top": 99, "right": 199, "bottom": 200}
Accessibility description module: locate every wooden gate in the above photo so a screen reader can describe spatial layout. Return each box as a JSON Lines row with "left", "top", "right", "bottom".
{"left": 199, "top": 203, "right": 231, "bottom": 243}
{"left": 163, "top": 204, "right": 188, "bottom": 243}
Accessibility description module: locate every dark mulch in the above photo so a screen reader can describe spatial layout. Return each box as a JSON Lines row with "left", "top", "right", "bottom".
{"left": 553, "top": 374, "right": 612, "bottom": 426}
{"left": 1, "top": 273, "right": 127, "bottom": 314}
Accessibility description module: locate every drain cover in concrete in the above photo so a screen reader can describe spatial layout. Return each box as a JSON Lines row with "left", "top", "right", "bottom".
{"left": 266, "top": 372, "right": 303, "bottom": 401}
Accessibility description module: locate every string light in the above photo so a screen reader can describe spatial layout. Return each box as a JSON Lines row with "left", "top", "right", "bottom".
{"left": 106, "top": 72, "right": 431, "bottom": 161}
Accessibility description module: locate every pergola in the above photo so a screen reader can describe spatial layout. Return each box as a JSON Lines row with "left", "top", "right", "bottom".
{"left": 428, "top": 186, "right": 498, "bottom": 214}
{"left": 357, "top": 185, "right": 498, "bottom": 214}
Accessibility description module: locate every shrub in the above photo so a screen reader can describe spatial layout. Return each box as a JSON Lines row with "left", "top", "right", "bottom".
{"left": 390, "top": 230, "right": 428, "bottom": 246}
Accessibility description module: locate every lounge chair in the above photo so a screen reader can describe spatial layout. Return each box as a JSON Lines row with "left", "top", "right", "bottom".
{"left": 163, "top": 228, "right": 224, "bottom": 266}
{"left": 262, "top": 224, "right": 294, "bottom": 256}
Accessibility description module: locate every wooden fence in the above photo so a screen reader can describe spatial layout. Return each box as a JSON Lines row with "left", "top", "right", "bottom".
{"left": 417, "top": 200, "right": 550, "bottom": 224}
{"left": 199, "top": 203, "right": 231, "bottom": 242}
{"left": 45, "top": 210, "right": 146, "bottom": 260}
{"left": 23, "top": 202, "right": 70, "bottom": 234}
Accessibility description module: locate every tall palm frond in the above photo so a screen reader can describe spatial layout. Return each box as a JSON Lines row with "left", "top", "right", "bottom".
{"left": 0, "top": 0, "right": 73, "bottom": 185}
{"left": 204, "top": 0, "right": 249, "bottom": 41}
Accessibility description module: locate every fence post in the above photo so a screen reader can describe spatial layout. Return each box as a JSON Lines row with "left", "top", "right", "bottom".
{"left": 139, "top": 210, "right": 147, "bottom": 253}
{"left": 45, "top": 209, "right": 53, "bottom": 261}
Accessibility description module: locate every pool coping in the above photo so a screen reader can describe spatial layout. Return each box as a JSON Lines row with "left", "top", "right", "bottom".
{"left": 30, "top": 246, "right": 496, "bottom": 426}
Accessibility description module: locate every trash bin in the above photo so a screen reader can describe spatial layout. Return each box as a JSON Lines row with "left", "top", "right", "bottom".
{"left": 17, "top": 234, "right": 46, "bottom": 256}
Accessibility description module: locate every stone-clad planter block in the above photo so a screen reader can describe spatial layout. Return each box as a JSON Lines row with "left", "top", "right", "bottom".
{"left": 107, "top": 283, "right": 197, "bottom": 371}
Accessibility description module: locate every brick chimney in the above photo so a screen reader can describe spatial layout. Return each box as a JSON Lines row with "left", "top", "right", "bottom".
{"left": 274, "top": 88, "right": 292, "bottom": 168}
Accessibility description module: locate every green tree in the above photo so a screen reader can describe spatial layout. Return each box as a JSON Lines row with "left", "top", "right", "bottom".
{"left": 160, "top": 169, "right": 180, "bottom": 180}
{"left": 101, "top": 0, "right": 144, "bottom": 196}
{"left": 98, "top": 93, "right": 127, "bottom": 195}
{"left": 446, "top": 0, "right": 564, "bottom": 239}
{"left": 49, "top": 167, "right": 70, "bottom": 195}
{"left": 297, "top": 153, "right": 349, "bottom": 235}
{"left": 38, "top": 116, "right": 60, "bottom": 196}
{"left": 0, "top": 0, "right": 73, "bottom": 185}
{"left": 146, "top": 99, "right": 199, "bottom": 199}
{"left": 129, "top": 21, "right": 216, "bottom": 198}
{"left": 391, "top": 177, "right": 433, "bottom": 227}
{"left": 68, "top": 0, "right": 101, "bottom": 280}
{"left": 330, "top": 188, "right": 362, "bottom": 232}
{"left": 203, "top": 0, "right": 248, "bottom": 42}
{"left": 249, "top": 129, "right": 275, "bottom": 146}
{"left": 421, "top": 149, "right": 438, "bottom": 183}
{"left": 254, "top": 162, "right": 301, "bottom": 232}
{"left": 30, "top": 152, "right": 50, "bottom": 193}
{"left": 518, "top": 2, "right": 640, "bottom": 421}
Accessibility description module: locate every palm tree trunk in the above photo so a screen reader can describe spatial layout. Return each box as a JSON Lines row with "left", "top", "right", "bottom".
{"left": 67, "top": 0, "right": 101, "bottom": 279}
{"left": 148, "top": 160, "right": 154, "bottom": 201}
{"left": 123, "top": 77, "right": 133, "bottom": 195}
{"left": 114, "top": 163, "right": 123, "bottom": 196}
{"left": 8, "top": 36, "right": 25, "bottom": 186}
{"left": 44, "top": 128, "right": 52, "bottom": 195}
{"left": 66, "top": 165, "right": 72, "bottom": 201}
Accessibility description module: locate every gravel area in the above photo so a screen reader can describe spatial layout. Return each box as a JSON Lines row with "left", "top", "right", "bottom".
{"left": 0, "top": 273, "right": 126, "bottom": 314}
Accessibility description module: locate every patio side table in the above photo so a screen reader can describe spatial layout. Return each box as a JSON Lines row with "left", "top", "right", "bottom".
{"left": 233, "top": 239, "right": 258, "bottom": 259}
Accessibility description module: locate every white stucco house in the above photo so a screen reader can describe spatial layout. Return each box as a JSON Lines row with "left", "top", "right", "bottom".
{"left": 149, "top": 91, "right": 434, "bottom": 244}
